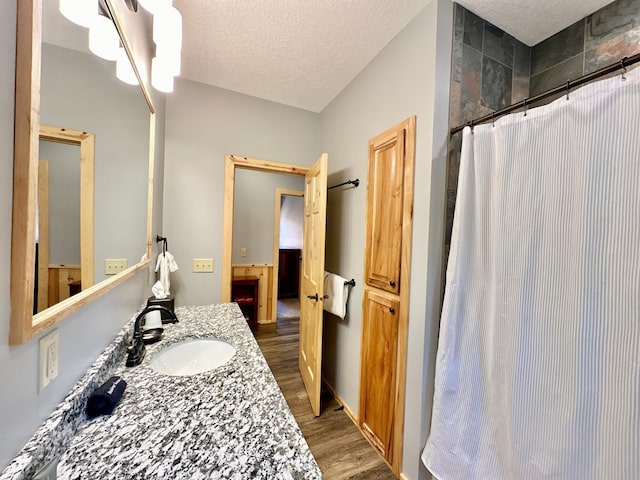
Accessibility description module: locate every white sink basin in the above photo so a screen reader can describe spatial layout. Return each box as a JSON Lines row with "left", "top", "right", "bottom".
{"left": 150, "top": 338, "right": 235, "bottom": 376}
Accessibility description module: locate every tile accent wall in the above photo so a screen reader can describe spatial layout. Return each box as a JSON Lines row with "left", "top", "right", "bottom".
{"left": 531, "top": 0, "right": 640, "bottom": 99}
{"left": 446, "top": 4, "right": 530, "bottom": 249}
{"left": 444, "top": 0, "right": 640, "bottom": 258}
{"left": 450, "top": 5, "right": 530, "bottom": 129}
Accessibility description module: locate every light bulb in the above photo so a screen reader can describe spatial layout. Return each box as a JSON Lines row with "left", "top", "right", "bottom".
{"left": 153, "top": 6, "right": 182, "bottom": 50}
{"left": 156, "top": 43, "right": 181, "bottom": 76}
{"left": 89, "top": 15, "right": 119, "bottom": 61}
{"left": 59, "top": 0, "right": 98, "bottom": 28}
{"left": 116, "top": 48, "right": 138, "bottom": 85}
{"left": 152, "top": 56, "right": 174, "bottom": 93}
{"left": 138, "top": 0, "right": 172, "bottom": 15}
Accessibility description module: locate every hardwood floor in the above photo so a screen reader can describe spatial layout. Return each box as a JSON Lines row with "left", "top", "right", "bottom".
{"left": 254, "top": 315, "right": 397, "bottom": 479}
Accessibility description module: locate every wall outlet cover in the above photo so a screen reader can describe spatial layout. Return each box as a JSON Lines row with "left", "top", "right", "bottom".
{"left": 105, "top": 258, "right": 128, "bottom": 275}
{"left": 193, "top": 258, "right": 214, "bottom": 273}
{"left": 39, "top": 330, "right": 59, "bottom": 391}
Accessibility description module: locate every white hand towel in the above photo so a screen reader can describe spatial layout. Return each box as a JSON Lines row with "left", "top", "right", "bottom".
{"left": 323, "top": 271, "right": 349, "bottom": 319}
{"left": 155, "top": 251, "right": 179, "bottom": 297}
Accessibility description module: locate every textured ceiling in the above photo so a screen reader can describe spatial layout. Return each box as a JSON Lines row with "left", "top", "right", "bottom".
{"left": 456, "top": 0, "right": 616, "bottom": 46}
{"left": 173, "top": 0, "right": 431, "bottom": 112}
{"left": 43, "top": 0, "right": 619, "bottom": 112}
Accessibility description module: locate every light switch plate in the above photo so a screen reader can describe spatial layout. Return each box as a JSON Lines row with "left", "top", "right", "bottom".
{"left": 39, "top": 330, "right": 59, "bottom": 391}
{"left": 193, "top": 258, "right": 214, "bottom": 273}
{"left": 105, "top": 258, "right": 128, "bottom": 275}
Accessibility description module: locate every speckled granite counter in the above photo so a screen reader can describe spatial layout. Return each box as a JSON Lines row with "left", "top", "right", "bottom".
{"left": 1, "top": 304, "right": 321, "bottom": 480}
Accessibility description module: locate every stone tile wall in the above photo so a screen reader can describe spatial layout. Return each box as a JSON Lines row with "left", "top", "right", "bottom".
{"left": 531, "top": 0, "right": 640, "bottom": 98}
{"left": 446, "top": 4, "right": 530, "bottom": 249}
{"left": 444, "top": 0, "right": 640, "bottom": 256}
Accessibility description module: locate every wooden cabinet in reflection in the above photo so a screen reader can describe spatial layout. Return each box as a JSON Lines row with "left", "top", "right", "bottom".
{"left": 232, "top": 276, "right": 259, "bottom": 329}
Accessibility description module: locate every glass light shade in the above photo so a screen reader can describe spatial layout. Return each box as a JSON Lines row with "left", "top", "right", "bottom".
{"left": 138, "top": 0, "right": 172, "bottom": 14}
{"left": 153, "top": 6, "right": 182, "bottom": 50}
{"left": 152, "top": 56, "right": 175, "bottom": 93}
{"left": 116, "top": 48, "right": 138, "bottom": 85}
{"left": 59, "top": 0, "right": 98, "bottom": 28}
{"left": 89, "top": 15, "right": 120, "bottom": 61}
{"left": 156, "top": 43, "right": 181, "bottom": 76}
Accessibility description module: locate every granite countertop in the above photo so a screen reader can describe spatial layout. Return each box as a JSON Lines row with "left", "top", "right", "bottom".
{"left": 7, "top": 304, "right": 320, "bottom": 480}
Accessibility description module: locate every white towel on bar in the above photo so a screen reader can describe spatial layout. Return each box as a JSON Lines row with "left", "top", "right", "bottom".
{"left": 155, "top": 251, "right": 179, "bottom": 297}
{"left": 323, "top": 271, "right": 349, "bottom": 319}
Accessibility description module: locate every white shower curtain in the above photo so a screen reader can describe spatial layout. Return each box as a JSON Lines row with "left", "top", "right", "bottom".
{"left": 423, "top": 66, "right": 640, "bottom": 479}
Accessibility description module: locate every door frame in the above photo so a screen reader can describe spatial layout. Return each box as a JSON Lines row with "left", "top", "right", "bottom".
{"left": 271, "top": 188, "right": 304, "bottom": 318}
{"left": 39, "top": 125, "right": 95, "bottom": 292}
{"left": 221, "top": 155, "right": 309, "bottom": 303}
{"left": 37, "top": 160, "right": 49, "bottom": 313}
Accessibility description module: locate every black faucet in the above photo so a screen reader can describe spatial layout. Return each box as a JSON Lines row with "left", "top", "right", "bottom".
{"left": 126, "top": 305, "right": 178, "bottom": 367}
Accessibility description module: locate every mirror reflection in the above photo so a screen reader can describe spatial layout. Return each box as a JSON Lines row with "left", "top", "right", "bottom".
{"left": 37, "top": 2, "right": 150, "bottom": 315}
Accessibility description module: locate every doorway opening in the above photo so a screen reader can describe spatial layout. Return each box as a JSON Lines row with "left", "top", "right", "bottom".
{"left": 222, "top": 153, "right": 328, "bottom": 417}
{"left": 272, "top": 189, "right": 303, "bottom": 321}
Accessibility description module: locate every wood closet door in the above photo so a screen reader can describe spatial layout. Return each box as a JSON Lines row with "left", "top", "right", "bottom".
{"left": 364, "top": 128, "right": 405, "bottom": 295}
{"left": 359, "top": 116, "right": 415, "bottom": 475}
{"left": 359, "top": 288, "right": 401, "bottom": 458}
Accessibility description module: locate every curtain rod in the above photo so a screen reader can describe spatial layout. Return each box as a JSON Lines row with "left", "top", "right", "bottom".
{"left": 450, "top": 53, "right": 640, "bottom": 135}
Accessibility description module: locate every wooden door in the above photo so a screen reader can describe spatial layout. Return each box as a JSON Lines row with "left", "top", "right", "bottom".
{"left": 299, "top": 153, "right": 328, "bottom": 417}
{"left": 359, "top": 116, "right": 415, "bottom": 474}
{"left": 359, "top": 288, "right": 401, "bottom": 458}
{"left": 364, "top": 128, "right": 405, "bottom": 294}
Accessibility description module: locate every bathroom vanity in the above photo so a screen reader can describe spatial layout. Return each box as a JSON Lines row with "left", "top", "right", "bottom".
{"left": 0, "top": 304, "right": 321, "bottom": 479}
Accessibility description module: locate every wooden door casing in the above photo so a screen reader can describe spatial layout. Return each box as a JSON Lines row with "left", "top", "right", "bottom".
{"left": 37, "top": 160, "right": 50, "bottom": 313}
{"left": 299, "top": 153, "right": 328, "bottom": 417}
{"left": 364, "top": 128, "right": 405, "bottom": 294}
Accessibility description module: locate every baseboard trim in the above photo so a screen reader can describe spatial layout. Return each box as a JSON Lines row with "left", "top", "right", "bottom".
{"left": 322, "top": 379, "right": 400, "bottom": 478}
{"left": 322, "top": 380, "right": 358, "bottom": 425}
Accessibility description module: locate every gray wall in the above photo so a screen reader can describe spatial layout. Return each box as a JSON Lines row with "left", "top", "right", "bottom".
{"left": 232, "top": 170, "right": 303, "bottom": 264}
{"left": 41, "top": 43, "right": 150, "bottom": 283}
{"left": 319, "top": 1, "right": 452, "bottom": 478}
{"left": 39, "top": 141, "right": 81, "bottom": 265}
{"left": 0, "top": 2, "right": 167, "bottom": 470}
{"left": 279, "top": 196, "right": 303, "bottom": 249}
{"left": 163, "top": 79, "right": 321, "bottom": 306}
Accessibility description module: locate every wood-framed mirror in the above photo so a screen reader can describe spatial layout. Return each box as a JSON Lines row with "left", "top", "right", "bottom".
{"left": 10, "top": 0, "right": 156, "bottom": 345}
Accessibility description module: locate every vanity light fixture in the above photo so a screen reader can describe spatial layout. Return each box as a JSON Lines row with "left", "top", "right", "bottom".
{"left": 152, "top": 6, "right": 182, "bottom": 49}
{"left": 151, "top": 56, "right": 175, "bottom": 92}
{"left": 89, "top": 12, "right": 120, "bottom": 61}
{"left": 138, "top": 0, "right": 172, "bottom": 15}
{"left": 59, "top": 0, "right": 182, "bottom": 91}
{"left": 116, "top": 47, "right": 139, "bottom": 85}
{"left": 156, "top": 43, "right": 181, "bottom": 76}
{"left": 59, "top": 0, "right": 99, "bottom": 28}
{"left": 151, "top": 4, "right": 182, "bottom": 92}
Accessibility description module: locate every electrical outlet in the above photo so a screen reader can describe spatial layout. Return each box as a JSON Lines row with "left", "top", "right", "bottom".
{"left": 240, "top": 248, "right": 247, "bottom": 257}
{"left": 39, "top": 330, "right": 59, "bottom": 391}
{"left": 193, "top": 258, "right": 214, "bottom": 273}
{"left": 105, "top": 259, "right": 128, "bottom": 275}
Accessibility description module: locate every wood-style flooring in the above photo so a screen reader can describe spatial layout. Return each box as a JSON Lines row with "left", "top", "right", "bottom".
{"left": 254, "top": 310, "right": 397, "bottom": 479}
